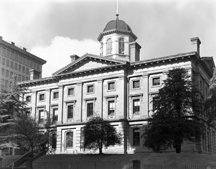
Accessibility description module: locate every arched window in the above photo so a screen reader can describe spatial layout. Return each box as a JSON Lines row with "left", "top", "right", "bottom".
{"left": 66, "top": 132, "right": 73, "bottom": 148}
{"left": 106, "top": 38, "right": 112, "bottom": 55}
{"left": 119, "top": 38, "right": 124, "bottom": 54}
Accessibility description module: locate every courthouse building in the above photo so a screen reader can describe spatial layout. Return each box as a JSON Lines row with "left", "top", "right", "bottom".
{"left": 18, "top": 14, "right": 215, "bottom": 154}
{"left": 0, "top": 36, "right": 46, "bottom": 91}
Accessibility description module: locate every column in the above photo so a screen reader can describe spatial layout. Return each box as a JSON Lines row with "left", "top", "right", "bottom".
{"left": 56, "top": 128, "right": 62, "bottom": 153}
{"left": 142, "top": 74, "right": 149, "bottom": 118}
{"left": 31, "top": 91, "right": 36, "bottom": 118}
{"left": 76, "top": 83, "right": 82, "bottom": 122}
{"left": 45, "top": 89, "right": 51, "bottom": 116}
{"left": 58, "top": 85, "right": 63, "bottom": 124}
{"left": 97, "top": 79, "right": 103, "bottom": 118}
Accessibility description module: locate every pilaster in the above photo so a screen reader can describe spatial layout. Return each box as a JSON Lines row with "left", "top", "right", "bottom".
{"left": 76, "top": 82, "right": 82, "bottom": 122}
{"left": 31, "top": 91, "right": 36, "bottom": 118}
{"left": 58, "top": 85, "right": 63, "bottom": 124}
{"left": 97, "top": 79, "right": 103, "bottom": 118}
{"left": 142, "top": 73, "right": 149, "bottom": 118}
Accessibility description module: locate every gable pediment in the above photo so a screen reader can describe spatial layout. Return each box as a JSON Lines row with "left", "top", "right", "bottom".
{"left": 52, "top": 53, "right": 127, "bottom": 75}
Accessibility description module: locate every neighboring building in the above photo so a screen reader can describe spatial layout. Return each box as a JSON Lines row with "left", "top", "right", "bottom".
{"left": 0, "top": 36, "right": 46, "bottom": 91}
{"left": 18, "top": 14, "right": 215, "bottom": 154}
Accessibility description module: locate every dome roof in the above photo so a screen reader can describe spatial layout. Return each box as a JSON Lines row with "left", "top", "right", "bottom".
{"left": 98, "top": 14, "right": 137, "bottom": 41}
{"left": 103, "top": 17, "right": 132, "bottom": 32}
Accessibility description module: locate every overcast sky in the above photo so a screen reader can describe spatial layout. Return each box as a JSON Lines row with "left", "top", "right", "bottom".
{"left": 0, "top": 0, "right": 216, "bottom": 77}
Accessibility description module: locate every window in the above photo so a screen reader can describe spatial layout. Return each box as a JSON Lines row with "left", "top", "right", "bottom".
{"left": 22, "top": 66, "right": 25, "bottom": 73}
{"left": 10, "top": 71, "right": 13, "bottom": 78}
{"left": 119, "top": 38, "right": 124, "bottom": 54}
{"left": 14, "top": 63, "right": 17, "bottom": 70}
{"left": 152, "top": 96, "right": 159, "bottom": 111}
{"left": 26, "top": 108, "right": 32, "bottom": 116}
{"left": 53, "top": 92, "right": 59, "bottom": 99}
{"left": 19, "top": 65, "right": 21, "bottom": 72}
{"left": 6, "top": 70, "right": 9, "bottom": 77}
{"left": 26, "top": 96, "right": 31, "bottom": 102}
{"left": 39, "top": 93, "right": 45, "bottom": 101}
{"left": 6, "top": 60, "right": 9, "bottom": 67}
{"left": 68, "top": 88, "right": 74, "bottom": 96}
{"left": 52, "top": 108, "right": 58, "bottom": 123}
{"left": 10, "top": 61, "right": 13, "bottom": 69}
{"left": 133, "top": 80, "right": 140, "bottom": 89}
{"left": 66, "top": 132, "right": 73, "bottom": 148}
{"left": 52, "top": 133, "right": 57, "bottom": 149}
{"left": 133, "top": 128, "right": 140, "bottom": 146}
{"left": 133, "top": 99, "right": 140, "bottom": 115}
{"left": 1, "top": 68, "right": 5, "bottom": 76}
{"left": 108, "top": 100, "right": 115, "bottom": 116}
{"left": 106, "top": 38, "right": 112, "bottom": 55}
{"left": 39, "top": 109, "right": 46, "bottom": 123}
{"left": 2, "top": 58, "right": 5, "bottom": 65}
{"left": 152, "top": 77, "right": 160, "bottom": 86}
{"left": 67, "top": 105, "right": 73, "bottom": 119}
{"left": 108, "top": 81, "right": 115, "bottom": 91}
{"left": 87, "top": 85, "right": 94, "bottom": 93}
{"left": 87, "top": 102, "right": 94, "bottom": 117}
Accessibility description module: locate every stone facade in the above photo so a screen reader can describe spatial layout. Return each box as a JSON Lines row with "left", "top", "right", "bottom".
{"left": 18, "top": 15, "right": 215, "bottom": 154}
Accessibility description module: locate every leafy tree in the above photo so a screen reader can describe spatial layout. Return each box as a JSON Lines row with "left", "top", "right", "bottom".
{"left": 83, "top": 116, "right": 122, "bottom": 154}
{"left": 204, "top": 69, "right": 216, "bottom": 126}
{"left": 0, "top": 85, "right": 51, "bottom": 156}
{"left": 9, "top": 114, "right": 49, "bottom": 157}
{"left": 204, "top": 95, "right": 216, "bottom": 126}
{"left": 143, "top": 68, "right": 202, "bottom": 153}
{"left": 0, "top": 85, "right": 27, "bottom": 142}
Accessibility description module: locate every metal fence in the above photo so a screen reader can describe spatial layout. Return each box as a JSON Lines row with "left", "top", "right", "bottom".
{"left": 32, "top": 162, "right": 216, "bottom": 169}
{"left": 142, "top": 165, "right": 216, "bottom": 169}
{"left": 33, "top": 162, "right": 125, "bottom": 169}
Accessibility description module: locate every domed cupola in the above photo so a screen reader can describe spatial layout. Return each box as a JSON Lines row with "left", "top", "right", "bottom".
{"left": 98, "top": 14, "right": 137, "bottom": 42}
{"left": 98, "top": 14, "right": 141, "bottom": 62}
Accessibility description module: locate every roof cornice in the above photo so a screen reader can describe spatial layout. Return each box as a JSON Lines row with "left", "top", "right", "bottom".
{"left": 0, "top": 38, "right": 46, "bottom": 64}
{"left": 97, "top": 29, "right": 137, "bottom": 41}
{"left": 52, "top": 53, "right": 127, "bottom": 76}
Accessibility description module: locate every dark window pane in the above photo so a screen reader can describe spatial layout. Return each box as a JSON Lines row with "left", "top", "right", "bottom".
{"left": 87, "top": 103, "right": 93, "bottom": 117}
{"left": 152, "top": 77, "right": 160, "bottom": 86}
{"left": 87, "top": 85, "right": 94, "bottom": 93}
{"left": 67, "top": 105, "right": 73, "bottom": 119}
{"left": 66, "top": 132, "right": 73, "bottom": 148}
{"left": 53, "top": 92, "right": 59, "bottom": 99}
{"left": 108, "top": 82, "right": 115, "bottom": 90}
{"left": 133, "top": 128, "right": 140, "bottom": 146}
{"left": 68, "top": 88, "right": 74, "bottom": 95}
{"left": 133, "top": 80, "right": 140, "bottom": 88}
{"left": 119, "top": 38, "right": 124, "bottom": 54}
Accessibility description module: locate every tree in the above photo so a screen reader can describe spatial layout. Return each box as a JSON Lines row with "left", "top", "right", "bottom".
{"left": 83, "top": 116, "right": 122, "bottom": 154}
{"left": 143, "top": 68, "right": 202, "bottom": 153}
{"left": 0, "top": 84, "right": 51, "bottom": 156}
{"left": 0, "top": 85, "right": 27, "bottom": 142}
{"left": 10, "top": 114, "right": 49, "bottom": 157}
{"left": 204, "top": 68, "right": 216, "bottom": 126}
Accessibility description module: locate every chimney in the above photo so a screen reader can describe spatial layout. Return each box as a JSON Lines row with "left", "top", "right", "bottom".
{"left": 70, "top": 54, "right": 79, "bottom": 62}
{"left": 11, "top": 42, "right": 15, "bottom": 45}
{"left": 23, "top": 47, "right": 27, "bottom": 51}
{"left": 190, "top": 37, "right": 201, "bottom": 56}
{"left": 0, "top": 36, "right": 2, "bottom": 40}
{"left": 129, "top": 42, "right": 141, "bottom": 62}
{"left": 29, "top": 69, "right": 36, "bottom": 80}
